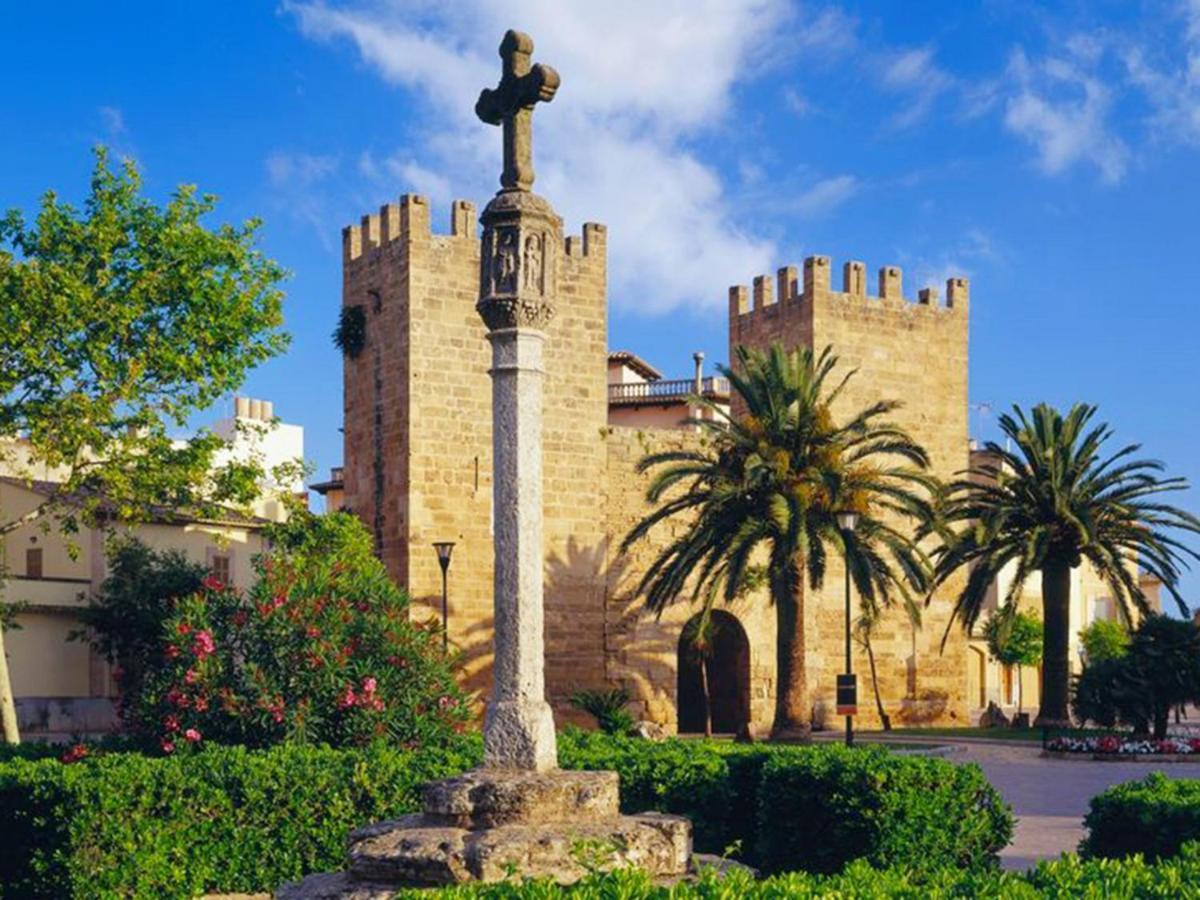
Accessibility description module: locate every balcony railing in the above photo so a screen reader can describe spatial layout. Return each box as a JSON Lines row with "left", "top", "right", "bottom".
{"left": 608, "top": 376, "right": 730, "bottom": 406}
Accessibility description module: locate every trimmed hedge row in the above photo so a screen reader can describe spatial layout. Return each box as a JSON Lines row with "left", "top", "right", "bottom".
{"left": 391, "top": 842, "right": 1200, "bottom": 898}
{"left": 560, "top": 730, "right": 1012, "bottom": 873}
{"left": 0, "top": 731, "right": 1012, "bottom": 898}
{"left": 1082, "top": 773, "right": 1200, "bottom": 861}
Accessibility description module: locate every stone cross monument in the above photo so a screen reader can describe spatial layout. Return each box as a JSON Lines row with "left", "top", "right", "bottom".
{"left": 279, "top": 31, "right": 696, "bottom": 894}
{"left": 475, "top": 29, "right": 563, "bottom": 772}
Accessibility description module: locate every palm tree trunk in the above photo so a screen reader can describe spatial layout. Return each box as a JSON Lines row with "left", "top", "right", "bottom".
{"left": 0, "top": 625, "right": 20, "bottom": 743}
{"left": 1035, "top": 558, "right": 1073, "bottom": 728}
{"left": 771, "top": 572, "right": 810, "bottom": 741}
{"left": 865, "top": 631, "right": 891, "bottom": 731}
{"left": 700, "top": 655, "right": 712, "bottom": 738}
{"left": 1016, "top": 665, "right": 1023, "bottom": 717}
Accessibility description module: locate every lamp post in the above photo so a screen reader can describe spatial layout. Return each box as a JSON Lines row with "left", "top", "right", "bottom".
{"left": 432, "top": 542, "right": 455, "bottom": 653}
{"left": 835, "top": 511, "right": 860, "bottom": 747}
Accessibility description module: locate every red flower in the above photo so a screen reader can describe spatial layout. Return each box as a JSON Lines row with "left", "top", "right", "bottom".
{"left": 59, "top": 744, "right": 89, "bottom": 764}
{"left": 184, "top": 669, "right": 199, "bottom": 685}
{"left": 184, "top": 728, "right": 202, "bottom": 743}
{"left": 306, "top": 626, "right": 321, "bottom": 639}
{"left": 202, "top": 575, "right": 224, "bottom": 591}
{"left": 232, "top": 610, "right": 248, "bottom": 628}
{"left": 165, "top": 644, "right": 180, "bottom": 660}
{"left": 176, "top": 622, "right": 192, "bottom": 636}
{"left": 1096, "top": 736, "right": 1120, "bottom": 753}
{"left": 337, "top": 687, "right": 357, "bottom": 710}
{"left": 164, "top": 714, "right": 181, "bottom": 733}
{"left": 193, "top": 695, "right": 209, "bottom": 713}
{"left": 161, "top": 739, "right": 176, "bottom": 754}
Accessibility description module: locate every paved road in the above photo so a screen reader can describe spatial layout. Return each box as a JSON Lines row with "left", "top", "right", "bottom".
{"left": 947, "top": 742, "right": 1200, "bottom": 870}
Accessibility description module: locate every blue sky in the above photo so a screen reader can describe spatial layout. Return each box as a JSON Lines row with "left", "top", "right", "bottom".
{"left": 2, "top": 1, "right": 1199, "bottom": 601}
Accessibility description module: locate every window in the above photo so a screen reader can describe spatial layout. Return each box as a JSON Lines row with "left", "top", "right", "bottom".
{"left": 25, "top": 547, "right": 42, "bottom": 579}
{"left": 210, "top": 553, "right": 232, "bottom": 586}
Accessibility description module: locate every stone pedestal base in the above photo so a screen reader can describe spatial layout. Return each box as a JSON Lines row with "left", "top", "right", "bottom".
{"left": 276, "top": 770, "right": 693, "bottom": 897}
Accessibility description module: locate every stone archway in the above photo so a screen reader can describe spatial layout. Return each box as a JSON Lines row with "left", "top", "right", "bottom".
{"left": 677, "top": 610, "right": 751, "bottom": 734}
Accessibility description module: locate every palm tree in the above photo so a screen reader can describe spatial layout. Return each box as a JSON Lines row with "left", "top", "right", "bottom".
{"left": 681, "top": 610, "right": 717, "bottom": 737}
{"left": 621, "top": 344, "right": 935, "bottom": 740}
{"left": 929, "top": 403, "right": 1200, "bottom": 727}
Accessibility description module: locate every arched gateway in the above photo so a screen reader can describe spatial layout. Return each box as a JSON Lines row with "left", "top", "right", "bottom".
{"left": 676, "top": 610, "right": 751, "bottom": 734}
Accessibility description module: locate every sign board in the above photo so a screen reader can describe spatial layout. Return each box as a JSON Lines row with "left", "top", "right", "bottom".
{"left": 836, "top": 673, "right": 858, "bottom": 716}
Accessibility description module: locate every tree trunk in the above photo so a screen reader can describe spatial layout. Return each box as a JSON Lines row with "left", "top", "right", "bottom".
{"left": 771, "top": 567, "right": 810, "bottom": 741}
{"left": 865, "top": 630, "right": 891, "bottom": 731}
{"left": 0, "top": 625, "right": 20, "bottom": 744}
{"left": 1035, "top": 558, "right": 1073, "bottom": 728}
{"left": 700, "top": 655, "right": 712, "bottom": 738}
{"left": 1154, "top": 705, "right": 1170, "bottom": 741}
{"left": 1016, "top": 665, "right": 1023, "bottom": 717}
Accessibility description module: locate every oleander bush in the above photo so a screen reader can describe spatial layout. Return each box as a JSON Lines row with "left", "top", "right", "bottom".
{"left": 400, "top": 842, "right": 1200, "bottom": 898}
{"left": 0, "top": 732, "right": 1012, "bottom": 898}
{"left": 1081, "top": 773, "right": 1200, "bottom": 861}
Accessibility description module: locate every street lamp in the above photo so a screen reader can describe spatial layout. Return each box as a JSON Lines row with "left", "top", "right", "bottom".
{"left": 432, "top": 542, "right": 455, "bottom": 653}
{"left": 836, "top": 511, "right": 860, "bottom": 747}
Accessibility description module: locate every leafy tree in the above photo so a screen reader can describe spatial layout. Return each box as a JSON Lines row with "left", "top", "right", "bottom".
{"left": 0, "top": 148, "right": 290, "bottom": 741}
{"left": 929, "top": 403, "right": 1200, "bottom": 727}
{"left": 981, "top": 608, "right": 1043, "bottom": 716}
{"left": 1079, "top": 618, "right": 1130, "bottom": 664}
{"left": 622, "top": 344, "right": 935, "bottom": 740}
{"left": 1073, "top": 614, "right": 1200, "bottom": 738}
{"left": 129, "top": 511, "right": 469, "bottom": 750}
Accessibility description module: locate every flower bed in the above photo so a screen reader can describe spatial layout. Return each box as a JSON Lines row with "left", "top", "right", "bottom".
{"left": 1045, "top": 734, "right": 1200, "bottom": 761}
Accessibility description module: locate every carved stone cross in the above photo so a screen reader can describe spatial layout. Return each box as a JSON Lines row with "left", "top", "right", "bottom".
{"left": 475, "top": 30, "right": 560, "bottom": 192}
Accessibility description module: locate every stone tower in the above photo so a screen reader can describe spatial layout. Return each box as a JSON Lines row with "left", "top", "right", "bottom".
{"left": 729, "top": 258, "right": 972, "bottom": 725}
{"left": 340, "top": 201, "right": 610, "bottom": 709}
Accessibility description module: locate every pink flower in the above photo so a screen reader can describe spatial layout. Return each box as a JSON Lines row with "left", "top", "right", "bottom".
{"left": 161, "top": 739, "right": 176, "bottom": 754}
{"left": 437, "top": 695, "right": 454, "bottom": 710}
{"left": 184, "top": 728, "right": 202, "bottom": 743}
{"left": 192, "top": 630, "right": 215, "bottom": 659}
{"left": 163, "top": 714, "right": 180, "bottom": 733}
{"left": 164, "top": 645, "right": 180, "bottom": 660}
{"left": 193, "top": 695, "right": 209, "bottom": 713}
{"left": 362, "top": 677, "right": 377, "bottom": 694}
{"left": 337, "top": 687, "right": 357, "bottom": 710}
{"left": 184, "top": 669, "right": 199, "bottom": 685}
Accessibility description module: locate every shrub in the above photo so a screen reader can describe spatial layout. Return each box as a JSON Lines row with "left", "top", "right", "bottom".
{"left": 0, "top": 737, "right": 482, "bottom": 899}
{"left": 568, "top": 689, "right": 634, "bottom": 735}
{"left": 74, "top": 537, "right": 207, "bottom": 721}
{"left": 1073, "top": 615, "right": 1200, "bottom": 737}
{"left": 400, "top": 843, "right": 1200, "bottom": 899}
{"left": 0, "top": 733, "right": 1012, "bottom": 896}
{"left": 755, "top": 743, "right": 1012, "bottom": 874}
{"left": 557, "top": 730, "right": 1011, "bottom": 873}
{"left": 1081, "top": 773, "right": 1200, "bottom": 861}
{"left": 132, "top": 511, "right": 471, "bottom": 750}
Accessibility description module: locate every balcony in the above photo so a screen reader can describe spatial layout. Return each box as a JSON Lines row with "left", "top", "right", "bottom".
{"left": 607, "top": 376, "right": 730, "bottom": 406}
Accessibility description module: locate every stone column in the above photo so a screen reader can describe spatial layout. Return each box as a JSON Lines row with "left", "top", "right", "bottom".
{"left": 477, "top": 189, "right": 562, "bottom": 772}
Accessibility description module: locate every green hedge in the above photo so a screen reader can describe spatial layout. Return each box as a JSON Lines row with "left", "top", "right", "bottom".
{"left": 0, "top": 740, "right": 479, "bottom": 899}
{"left": 0, "top": 731, "right": 1011, "bottom": 898}
{"left": 560, "top": 730, "right": 1011, "bottom": 873}
{"left": 1081, "top": 773, "right": 1200, "bottom": 861}
{"left": 404, "top": 842, "right": 1200, "bottom": 898}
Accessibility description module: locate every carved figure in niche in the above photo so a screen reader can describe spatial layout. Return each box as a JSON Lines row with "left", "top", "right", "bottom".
{"left": 523, "top": 233, "right": 543, "bottom": 293}
{"left": 495, "top": 229, "right": 518, "bottom": 292}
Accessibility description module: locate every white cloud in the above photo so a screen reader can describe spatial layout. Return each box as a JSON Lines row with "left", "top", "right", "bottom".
{"left": 99, "top": 106, "right": 126, "bottom": 137}
{"left": 283, "top": 0, "right": 792, "bottom": 314}
{"left": 790, "top": 175, "right": 859, "bottom": 217}
{"left": 881, "top": 47, "right": 954, "bottom": 129}
{"left": 1121, "top": 2, "right": 1200, "bottom": 147}
{"left": 266, "top": 152, "right": 338, "bottom": 187}
{"left": 1002, "top": 46, "right": 1129, "bottom": 184}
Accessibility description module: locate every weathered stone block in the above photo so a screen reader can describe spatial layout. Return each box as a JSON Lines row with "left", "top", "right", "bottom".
{"left": 421, "top": 769, "right": 619, "bottom": 828}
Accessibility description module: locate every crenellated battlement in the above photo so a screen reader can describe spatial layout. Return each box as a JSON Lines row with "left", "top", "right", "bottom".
{"left": 343, "top": 195, "right": 607, "bottom": 266}
{"left": 728, "top": 255, "right": 969, "bottom": 324}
